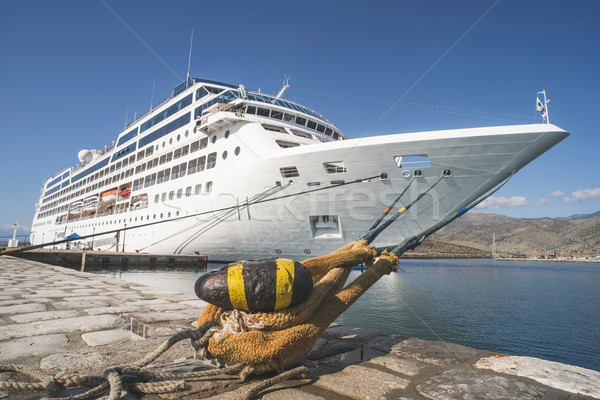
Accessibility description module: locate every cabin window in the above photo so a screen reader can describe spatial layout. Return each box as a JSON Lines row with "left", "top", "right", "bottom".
{"left": 207, "top": 152, "right": 217, "bottom": 169}
{"left": 246, "top": 105, "right": 256, "bottom": 114}
{"left": 174, "top": 148, "right": 182, "bottom": 159}
{"left": 262, "top": 124, "right": 286, "bottom": 133}
{"left": 324, "top": 161, "right": 347, "bottom": 174}
{"left": 190, "top": 140, "right": 200, "bottom": 153}
{"left": 181, "top": 145, "right": 189, "bottom": 157}
{"left": 177, "top": 188, "right": 183, "bottom": 199}
{"left": 280, "top": 166, "right": 300, "bottom": 178}
{"left": 255, "top": 107, "right": 268, "bottom": 117}
{"left": 161, "top": 193, "right": 166, "bottom": 201}
{"left": 271, "top": 110, "right": 283, "bottom": 120}
{"left": 394, "top": 155, "right": 431, "bottom": 168}
{"left": 196, "top": 86, "right": 209, "bottom": 100}
{"left": 178, "top": 162, "right": 186, "bottom": 178}
{"left": 185, "top": 186, "right": 192, "bottom": 197}
{"left": 168, "top": 191, "right": 174, "bottom": 200}
{"left": 195, "top": 184, "right": 201, "bottom": 194}
{"left": 307, "top": 120, "right": 317, "bottom": 130}
{"left": 197, "top": 156, "right": 206, "bottom": 172}
{"left": 137, "top": 151, "right": 145, "bottom": 161}
{"left": 276, "top": 140, "right": 300, "bottom": 148}
{"left": 154, "top": 194, "right": 159, "bottom": 203}
{"left": 199, "top": 137, "right": 208, "bottom": 149}
{"left": 145, "top": 147, "right": 154, "bottom": 157}
{"left": 166, "top": 152, "right": 173, "bottom": 162}
{"left": 291, "top": 129, "right": 312, "bottom": 139}
{"left": 188, "top": 158, "right": 197, "bottom": 174}
{"left": 295, "top": 117, "right": 307, "bottom": 126}
{"left": 316, "top": 124, "right": 326, "bottom": 133}
{"left": 284, "top": 113, "right": 295, "bottom": 123}
{"left": 171, "top": 165, "right": 179, "bottom": 180}
{"left": 206, "top": 181, "right": 213, "bottom": 193}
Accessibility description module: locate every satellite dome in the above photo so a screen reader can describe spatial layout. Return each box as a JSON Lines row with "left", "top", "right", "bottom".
{"left": 78, "top": 149, "right": 93, "bottom": 164}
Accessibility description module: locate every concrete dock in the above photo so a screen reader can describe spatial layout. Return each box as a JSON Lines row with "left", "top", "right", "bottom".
{"left": 1, "top": 256, "right": 599, "bottom": 399}
{"left": 10, "top": 248, "right": 208, "bottom": 271}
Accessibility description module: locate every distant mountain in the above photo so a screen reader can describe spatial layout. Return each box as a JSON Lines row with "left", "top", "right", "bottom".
{"left": 438, "top": 212, "right": 519, "bottom": 232}
{"left": 556, "top": 210, "right": 600, "bottom": 221}
{"left": 431, "top": 216, "right": 600, "bottom": 257}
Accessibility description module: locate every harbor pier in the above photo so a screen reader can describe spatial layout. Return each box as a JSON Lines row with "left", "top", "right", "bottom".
{"left": 1, "top": 256, "right": 599, "bottom": 399}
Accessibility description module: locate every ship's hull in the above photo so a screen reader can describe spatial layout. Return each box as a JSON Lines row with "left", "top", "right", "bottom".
{"left": 33, "top": 123, "right": 567, "bottom": 261}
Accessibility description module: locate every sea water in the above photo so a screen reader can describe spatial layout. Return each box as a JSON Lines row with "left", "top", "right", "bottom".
{"left": 94, "top": 258, "right": 600, "bottom": 371}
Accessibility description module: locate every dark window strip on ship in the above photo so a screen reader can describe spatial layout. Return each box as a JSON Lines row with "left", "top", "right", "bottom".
{"left": 138, "top": 112, "right": 191, "bottom": 149}
{"left": 45, "top": 175, "right": 62, "bottom": 190}
{"left": 116, "top": 127, "right": 139, "bottom": 147}
{"left": 139, "top": 94, "right": 192, "bottom": 134}
{"left": 70, "top": 158, "right": 110, "bottom": 185}
{"left": 111, "top": 142, "right": 137, "bottom": 163}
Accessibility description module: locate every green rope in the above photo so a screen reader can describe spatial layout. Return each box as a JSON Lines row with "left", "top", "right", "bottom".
{"left": 365, "top": 177, "right": 415, "bottom": 233}
{"left": 360, "top": 175, "right": 445, "bottom": 244}
{"left": 376, "top": 172, "right": 515, "bottom": 256}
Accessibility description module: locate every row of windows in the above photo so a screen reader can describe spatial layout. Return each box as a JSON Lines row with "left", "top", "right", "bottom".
{"left": 154, "top": 181, "right": 213, "bottom": 203}
{"left": 247, "top": 105, "right": 341, "bottom": 139}
{"left": 140, "top": 94, "right": 192, "bottom": 134}
{"left": 131, "top": 152, "right": 217, "bottom": 191}
{"left": 39, "top": 141, "right": 213, "bottom": 216}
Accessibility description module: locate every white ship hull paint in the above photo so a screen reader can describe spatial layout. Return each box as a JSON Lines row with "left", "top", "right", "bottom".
{"left": 32, "top": 119, "right": 568, "bottom": 261}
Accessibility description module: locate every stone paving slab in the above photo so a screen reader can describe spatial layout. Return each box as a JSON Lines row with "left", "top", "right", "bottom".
{"left": 0, "top": 302, "right": 46, "bottom": 315}
{"left": 416, "top": 369, "right": 547, "bottom": 399}
{"left": 0, "top": 314, "right": 121, "bottom": 340}
{"left": 476, "top": 355, "right": 600, "bottom": 398}
{"left": 81, "top": 329, "right": 131, "bottom": 347}
{"left": 9, "top": 310, "right": 79, "bottom": 323}
{"left": 0, "top": 333, "right": 69, "bottom": 361}
{"left": 314, "top": 364, "right": 410, "bottom": 399}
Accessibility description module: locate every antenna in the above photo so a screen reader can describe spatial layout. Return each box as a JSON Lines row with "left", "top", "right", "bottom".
{"left": 124, "top": 104, "right": 129, "bottom": 129}
{"left": 276, "top": 75, "right": 291, "bottom": 99}
{"left": 186, "top": 30, "right": 194, "bottom": 88}
{"left": 536, "top": 89, "right": 550, "bottom": 124}
{"left": 150, "top": 79, "right": 156, "bottom": 111}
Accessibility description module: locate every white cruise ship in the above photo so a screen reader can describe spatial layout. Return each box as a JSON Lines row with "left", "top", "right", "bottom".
{"left": 30, "top": 78, "right": 568, "bottom": 261}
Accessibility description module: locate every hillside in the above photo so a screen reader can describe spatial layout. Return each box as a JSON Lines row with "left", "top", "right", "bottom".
{"left": 438, "top": 212, "right": 520, "bottom": 231}
{"left": 431, "top": 216, "right": 600, "bottom": 257}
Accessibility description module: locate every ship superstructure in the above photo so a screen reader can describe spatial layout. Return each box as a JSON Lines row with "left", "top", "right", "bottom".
{"left": 31, "top": 78, "right": 568, "bottom": 260}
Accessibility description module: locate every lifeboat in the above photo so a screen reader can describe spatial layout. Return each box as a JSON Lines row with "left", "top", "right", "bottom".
{"left": 82, "top": 195, "right": 98, "bottom": 215}
{"left": 70, "top": 200, "right": 83, "bottom": 215}
{"left": 101, "top": 188, "right": 118, "bottom": 203}
{"left": 119, "top": 184, "right": 131, "bottom": 198}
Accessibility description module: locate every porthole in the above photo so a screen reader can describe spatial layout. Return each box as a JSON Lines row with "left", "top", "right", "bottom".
{"left": 222, "top": 150, "right": 228, "bottom": 160}
{"left": 401, "top": 170, "right": 410, "bottom": 178}
{"left": 185, "top": 130, "right": 189, "bottom": 138}
{"left": 211, "top": 135, "right": 217, "bottom": 144}
{"left": 225, "top": 130, "right": 230, "bottom": 139}
{"left": 234, "top": 146, "right": 240, "bottom": 156}
{"left": 155, "top": 145, "right": 159, "bottom": 151}
{"left": 162, "top": 141, "right": 166, "bottom": 148}
{"left": 177, "top": 134, "right": 181, "bottom": 141}
{"left": 169, "top": 138, "right": 173, "bottom": 145}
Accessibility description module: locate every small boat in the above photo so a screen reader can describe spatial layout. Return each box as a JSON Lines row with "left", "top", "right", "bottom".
{"left": 82, "top": 195, "right": 98, "bottom": 215}
{"left": 69, "top": 200, "right": 83, "bottom": 216}
{"left": 101, "top": 188, "right": 118, "bottom": 203}
{"left": 118, "top": 184, "right": 131, "bottom": 198}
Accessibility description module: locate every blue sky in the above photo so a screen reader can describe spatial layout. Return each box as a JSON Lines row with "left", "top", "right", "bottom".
{"left": 1, "top": 0, "right": 599, "bottom": 234}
